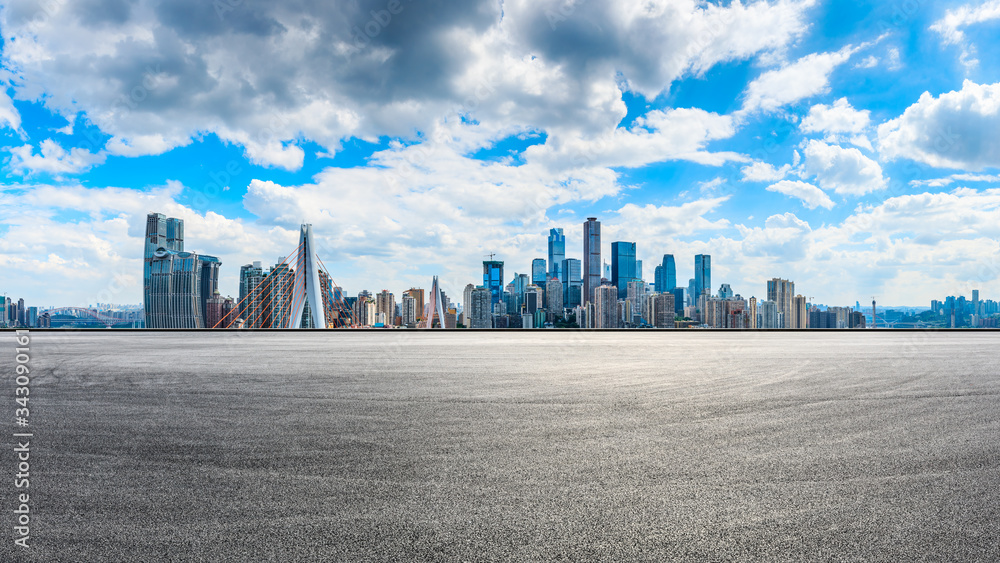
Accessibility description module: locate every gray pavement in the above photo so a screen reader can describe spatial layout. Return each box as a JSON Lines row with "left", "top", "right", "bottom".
{"left": 2, "top": 331, "right": 999, "bottom": 561}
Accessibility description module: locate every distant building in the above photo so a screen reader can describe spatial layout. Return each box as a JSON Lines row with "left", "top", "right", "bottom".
{"left": 792, "top": 295, "right": 808, "bottom": 329}
{"left": 401, "top": 294, "right": 418, "bottom": 327}
{"left": 611, "top": 241, "right": 637, "bottom": 299}
{"left": 403, "top": 288, "right": 425, "bottom": 325}
{"left": 767, "top": 278, "right": 795, "bottom": 328}
{"left": 583, "top": 217, "right": 601, "bottom": 305}
{"left": 469, "top": 286, "right": 491, "bottom": 328}
{"left": 718, "top": 283, "right": 733, "bottom": 300}
{"left": 694, "top": 255, "right": 711, "bottom": 301}
{"left": 561, "top": 258, "right": 582, "bottom": 309}
{"left": 652, "top": 293, "right": 675, "bottom": 328}
{"left": 483, "top": 261, "right": 504, "bottom": 307}
{"left": 545, "top": 278, "right": 563, "bottom": 315}
{"left": 548, "top": 228, "right": 566, "bottom": 280}
{"left": 594, "top": 284, "right": 618, "bottom": 328}
{"left": 532, "top": 258, "right": 547, "bottom": 286}
{"left": 144, "top": 213, "right": 221, "bottom": 329}
{"left": 376, "top": 290, "right": 395, "bottom": 327}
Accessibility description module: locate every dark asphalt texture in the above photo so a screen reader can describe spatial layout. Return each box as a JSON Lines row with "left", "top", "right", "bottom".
{"left": 2, "top": 331, "right": 999, "bottom": 562}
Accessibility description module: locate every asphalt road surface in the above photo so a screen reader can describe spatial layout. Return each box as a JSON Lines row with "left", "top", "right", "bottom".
{"left": 2, "top": 330, "right": 998, "bottom": 561}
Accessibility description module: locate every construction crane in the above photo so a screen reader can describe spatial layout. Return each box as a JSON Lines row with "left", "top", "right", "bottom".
{"left": 484, "top": 252, "right": 497, "bottom": 261}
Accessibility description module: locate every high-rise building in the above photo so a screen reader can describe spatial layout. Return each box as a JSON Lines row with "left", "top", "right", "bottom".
{"left": 462, "top": 284, "right": 475, "bottom": 326}
{"left": 469, "top": 286, "right": 491, "bottom": 328}
{"left": 583, "top": 217, "right": 601, "bottom": 305}
{"left": 545, "top": 277, "right": 563, "bottom": 314}
{"left": 611, "top": 241, "right": 637, "bottom": 299}
{"left": 206, "top": 292, "right": 236, "bottom": 329}
{"left": 532, "top": 259, "right": 547, "bottom": 285}
{"left": 748, "top": 297, "right": 758, "bottom": 329}
{"left": 403, "top": 288, "right": 425, "bottom": 324}
{"left": 718, "top": 283, "right": 733, "bottom": 300}
{"left": 767, "top": 278, "right": 795, "bottom": 328}
{"left": 594, "top": 284, "right": 618, "bottom": 328}
{"left": 654, "top": 265, "right": 663, "bottom": 293}
{"left": 694, "top": 254, "right": 711, "bottom": 301}
{"left": 401, "top": 294, "right": 418, "bottom": 327}
{"left": 145, "top": 213, "right": 221, "bottom": 328}
{"left": 687, "top": 278, "right": 696, "bottom": 307}
{"left": 652, "top": 293, "right": 675, "bottom": 328}
{"left": 759, "top": 300, "right": 779, "bottom": 328}
{"left": 548, "top": 228, "right": 565, "bottom": 280}
{"left": 483, "top": 261, "right": 504, "bottom": 307}
{"left": 671, "top": 287, "right": 685, "bottom": 315}
{"left": 147, "top": 247, "right": 221, "bottom": 329}
{"left": 376, "top": 290, "right": 395, "bottom": 326}
{"left": 792, "top": 294, "right": 808, "bottom": 328}
{"left": 627, "top": 280, "right": 646, "bottom": 324}
{"left": 239, "top": 262, "right": 267, "bottom": 328}
{"left": 26, "top": 306, "right": 38, "bottom": 329}
{"left": 266, "top": 262, "right": 295, "bottom": 329}
{"left": 660, "top": 255, "right": 676, "bottom": 293}
{"left": 561, "top": 258, "right": 582, "bottom": 309}
{"left": 524, "top": 285, "right": 544, "bottom": 314}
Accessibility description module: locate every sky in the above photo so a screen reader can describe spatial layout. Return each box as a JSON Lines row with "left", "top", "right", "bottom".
{"left": 2, "top": 0, "right": 1000, "bottom": 309}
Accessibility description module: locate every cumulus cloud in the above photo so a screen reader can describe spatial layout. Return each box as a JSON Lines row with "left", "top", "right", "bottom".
{"left": 741, "top": 160, "right": 791, "bottom": 182}
{"left": 930, "top": 0, "right": 1000, "bottom": 68}
{"left": 7, "top": 139, "right": 106, "bottom": 175}
{"left": 0, "top": 0, "right": 816, "bottom": 170}
{"left": 801, "top": 98, "right": 870, "bottom": 134}
{"left": 0, "top": 87, "right": 21, "bottom": 132}
{"left": 878, "top": 80, "right": 1000, "bottom": 170}
{"left": 740, "top": 43, "right": 859, "bottom": 114}
{"left": 765, "top": 180, "right": 835, "bottom": 209}
{"left": 909, "top": 173, "right": 1000, "bottom": 187}
{"left": 801, "top": 139, "right": 886, "bottom": 195}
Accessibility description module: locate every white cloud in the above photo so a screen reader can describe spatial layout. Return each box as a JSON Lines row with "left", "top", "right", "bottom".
{"left": 765, "top": 180, "right": 835, "bottom": 209}
{"left": 801, "top": 98, "right": 870, "bottom": 135}
{"left": 740, "top": 44, "right": 859, "bottom": 114}
{"left": 0, "top": 87, "right": 21, "bottom": 132}
{"left": 801, "top": 139, "right": 887, "bottom": 195}
{"left": 878, "top": 80, "right": 1000, "bottom": 170}
{"left": 741, "top": 160, "right": 791, "bottom": 182}
{"left": 853, "top": 55, "right": 878, "bottom": 69}
{"left": 7, "top": 140, "right": 106, "bottom": 175}
{"left": 930, "top": 0, "right": 1000, "bottom": 69}
{"left": 909, "top": 173, "right": 1000, "bottom": 187}
{"left": 0, "top": 0, "right": 816, "bottom": 171}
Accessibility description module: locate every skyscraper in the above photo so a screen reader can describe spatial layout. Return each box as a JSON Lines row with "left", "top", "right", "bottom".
{"left": 561, "top": 258, "right": 582, "bottom": 308}
{"left": 532, "top": 258, "right": 547, "bottom": 285}
{"left": 548, "top": 228, "right": 565, "bottom": 280}
{"left": 661, "top": 254, "right": 676, "bottom": 292}
{"left": 401, "top": 294, "right": 418, "bottom": 327}
{"left": 545, "top": 278, "right": 563, "bottom": 316}
{"left": 462, "top": 283, "right": 475, "bottom": 326}
{"left": 147, "top": 247, "right": 221, "bottom": 329}
{"left": 239, "top": 262, "right": 267, "bottom": 328}
{"left": 376, "top": 290, "right": 395, "bottom": 326}
{"left": 483, "top": 260, "right": 504, "bottom": 307}
{"left": 594, "top": 284, "right": 618, "bottom": 328}
{"left": 793, "top": 294, "right": 808, "bottom": 329}
{"left": 583, "top": 217, "right": 601, "bottom": 305}
{"left": 694, "top": 254, "right": 711, "bottom": 300}
{"left": 654, "top": 265, "right": 663, "bottom": 293}
{"left": 403, "top": 288, "right": 425, "bottom": 324}
{"left": 718, "top": 283, "right": 733, "bottom": 300}
{"left": 142, "top": 213, "right": 205, "bottom": 328}
{"left": 766, "top": 278, "right": 795, "bottom": 328}
{"left": 611, "top": 241, "right": 637, "bottom": 299}
{"left": 469, "top": 286, "right": 492, "bottom": 328}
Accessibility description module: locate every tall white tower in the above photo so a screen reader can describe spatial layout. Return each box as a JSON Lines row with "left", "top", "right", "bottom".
{"left": 287, "top": 224, "right": 327, "bottom": 329}
{"left": 422, "top": 276, "right": 447, "bottom": 329}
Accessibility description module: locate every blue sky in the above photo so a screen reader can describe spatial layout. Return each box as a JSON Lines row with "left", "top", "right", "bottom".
{"left": 2, "top": 0, "right": 1000, "bottom": 308}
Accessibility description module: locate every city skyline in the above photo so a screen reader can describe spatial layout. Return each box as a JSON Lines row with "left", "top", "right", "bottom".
{"left": 3, "top": 2, "right": 1000, "bottom": 307}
